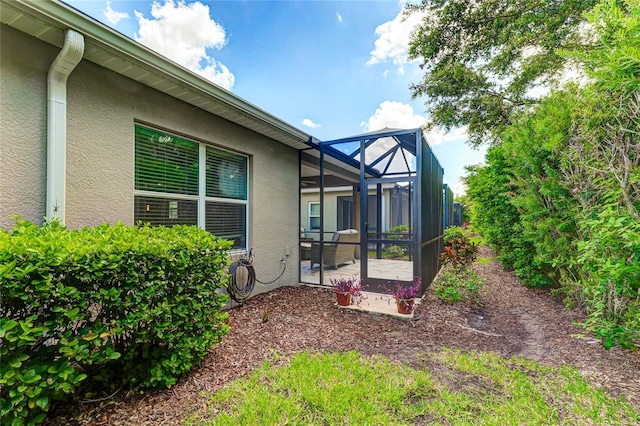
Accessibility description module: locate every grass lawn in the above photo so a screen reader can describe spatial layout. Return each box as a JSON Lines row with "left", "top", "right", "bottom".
{"left": 187, "top": 349, "right": 638, "bottom": 425}
{"left": 469, "top": 235, "right": 486, "bottom": 246}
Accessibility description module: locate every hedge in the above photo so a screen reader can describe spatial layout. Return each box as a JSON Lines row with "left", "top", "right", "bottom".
{"left": 0, "top": 220, "right": 231, "bottom": 425}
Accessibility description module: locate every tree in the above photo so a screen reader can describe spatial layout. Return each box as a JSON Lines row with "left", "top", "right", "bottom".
{"left": 407, "top": 0, "right": 597, "bottom": 146}
{"left": 464, "top": 145, "right": 553, "bottom": 287}
{"left": 462, "top": 0, "right": 640, "bottom": 348}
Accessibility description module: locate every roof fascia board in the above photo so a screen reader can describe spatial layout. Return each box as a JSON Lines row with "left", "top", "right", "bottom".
{"left": 9, "top": 0, "right": 310, "bottom": 147}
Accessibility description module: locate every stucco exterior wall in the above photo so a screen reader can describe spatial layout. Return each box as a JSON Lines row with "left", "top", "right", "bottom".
{"left": 0, "top": 25, "right": 55, "bottom": 227}
{"left": 300, "top": 187, "right": 398, "bottom": 237}
{"left": 300, "top": 191, "right": 341, "bottom": 237}
{"left": 0, "top": 24, "right": 300, "bottom": 293}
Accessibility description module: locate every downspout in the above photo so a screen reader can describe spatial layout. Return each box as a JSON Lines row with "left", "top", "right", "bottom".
{"left": 47, "top": 29, "right": 84, "bottom": 224}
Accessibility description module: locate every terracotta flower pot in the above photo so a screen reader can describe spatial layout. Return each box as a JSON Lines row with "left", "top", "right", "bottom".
{"left": 396, "top": 298, "right": 414, "bottom": 314}
{"left": 336, "top": 291, "right": 351, "bottom": 306}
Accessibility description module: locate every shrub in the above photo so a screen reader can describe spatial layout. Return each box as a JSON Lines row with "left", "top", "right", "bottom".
{"left": 386, "top": 224, "right": 411, "bottom": 258}
{"left": 440, "top": 234, "right": 478, "bottom": 269}
{"left": 0, "top": 220, "right": 231, "bottom": 424}
{"left": 434, "top": 265, "right": 483, "bottom": 304}
{"left": 443, "top": 226, "right": 468, "bottom": 245}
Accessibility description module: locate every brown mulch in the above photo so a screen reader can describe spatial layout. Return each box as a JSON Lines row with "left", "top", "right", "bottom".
{"left": 47, "top": 246, "right": 639, "bottom": 424}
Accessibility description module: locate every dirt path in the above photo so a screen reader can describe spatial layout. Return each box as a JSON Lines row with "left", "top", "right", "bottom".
{"left": 47, "top": 246, "right": 639, "bottom": 424}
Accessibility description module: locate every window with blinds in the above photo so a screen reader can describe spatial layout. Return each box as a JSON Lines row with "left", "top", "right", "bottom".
{"left": 134, "top": 125, "right": 249, "bottom": 249}
{"left": 206, "top": 146, "right": 247, "bottom": 200}
{"left": 205, "top": 202, "right": 246, "bottom": 249}
{"left": 135, "top": 126, "right": 199, "bottom": 195}
{"left": 134, "top": 196, "right": 198, "bottom": 226}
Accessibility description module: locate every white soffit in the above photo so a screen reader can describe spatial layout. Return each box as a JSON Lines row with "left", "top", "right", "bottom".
{"left": 1, "top": 0, "right": 311, "bottom": 150}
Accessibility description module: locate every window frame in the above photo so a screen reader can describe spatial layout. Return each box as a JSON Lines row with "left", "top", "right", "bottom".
{"left": 308, "top": 201, "right": 320, "bottom": 231}
{"left": 133, "top": 124, "right": 250, "bottom": 250}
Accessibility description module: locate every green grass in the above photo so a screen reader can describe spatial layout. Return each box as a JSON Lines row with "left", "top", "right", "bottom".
{"left": 475, "top": 257, "right": 494, "bottom": 264}
{"left": 469, "top": 235, "right": 486, "bottom": 245}
{"left": 187, "top": 349, "right": 639, "bottom": 425}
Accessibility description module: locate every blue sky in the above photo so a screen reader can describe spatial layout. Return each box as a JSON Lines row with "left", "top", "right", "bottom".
{"left": 64, "top": 0, "right": 486, "bottom": 195}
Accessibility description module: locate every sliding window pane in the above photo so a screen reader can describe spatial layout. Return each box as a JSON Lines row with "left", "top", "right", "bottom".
{"left": 135, "top": 125, "right": 199, "bottom": 195}
{"left": 206, "top": 146, "right": 248, "bottom": 200}
{"left": 206, "top": 202, "right": 247, "bottom": 249}
{"left": 134, "top": 196, "right": 198, "bottom": 226}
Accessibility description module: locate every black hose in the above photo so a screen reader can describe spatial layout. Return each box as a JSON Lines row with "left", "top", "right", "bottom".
{"left": 227, "top": 250, "right": 286, "bottom": 303}
{"left": 227, "top": 257, "right": 256, "bottom": 304}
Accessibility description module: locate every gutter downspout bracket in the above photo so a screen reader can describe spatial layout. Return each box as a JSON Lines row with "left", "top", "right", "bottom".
{"left": 47, "top": 29, "right": 84, "bottom": 224}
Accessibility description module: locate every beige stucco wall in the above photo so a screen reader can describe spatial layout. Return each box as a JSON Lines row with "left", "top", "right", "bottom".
{"left": 301, "top": 187, "right": 398, "bottom": 237}
{"left": 0, "top": 25, "right": 54, "bottom": 226}
{"left": 300, "top": 191, "right": 341, "bottom": 238}
{"left": 0, "top": 24, "right": 300, "bottom": 294}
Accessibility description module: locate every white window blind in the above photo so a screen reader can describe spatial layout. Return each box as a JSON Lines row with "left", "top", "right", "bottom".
{"left": 206, "top": 146, "right": 247, "bottom": 200}
{"left": 134, "top": 196, "right": 198, "bottom": 226}
{"left": 134, "top": 125, "right": 249, "bottom": 249}
{"left": 134, "top": 126, "right": 199, "bottom": 195}
{"left": 205, "top": 201, "right": 246, "bottom": 249}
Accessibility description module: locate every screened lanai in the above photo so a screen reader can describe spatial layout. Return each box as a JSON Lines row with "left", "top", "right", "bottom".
{"left": 299, "top": 128, "right": 445, "bottom": 295}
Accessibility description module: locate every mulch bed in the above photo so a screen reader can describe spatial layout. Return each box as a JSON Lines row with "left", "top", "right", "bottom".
{"left": 47, "top": 246, "right": 639, "bottom": 424}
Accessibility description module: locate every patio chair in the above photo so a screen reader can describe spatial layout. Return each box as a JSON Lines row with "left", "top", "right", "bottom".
{"left": 310, "top": 229, "right": 359, "bottom": 269}
{"left": 300, "top": 228, "right": 313, "bottom": 261}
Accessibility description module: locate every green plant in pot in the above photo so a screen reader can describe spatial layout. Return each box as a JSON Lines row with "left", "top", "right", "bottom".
{"left": 330, "top": 276, "right": 365, "bottom": 307}
{"left": 384, "top": 276, "right": 422, "bottom": 314}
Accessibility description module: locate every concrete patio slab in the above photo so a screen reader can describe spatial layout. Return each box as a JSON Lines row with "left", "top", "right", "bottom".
{"left": 301, "top": 285, "right": 421, "bottom": 320}
{"left": 300, "top": 258, "right": 413, "bottom": 286}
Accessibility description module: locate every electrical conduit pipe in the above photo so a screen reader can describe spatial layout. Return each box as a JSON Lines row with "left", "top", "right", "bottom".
{"left": 47, "top": 29, "right": 84, "bottom": 224}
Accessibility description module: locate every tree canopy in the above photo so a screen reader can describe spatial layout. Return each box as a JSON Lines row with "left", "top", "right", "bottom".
{"left": 407, "top": 0, "right": 598, "bottom": 146}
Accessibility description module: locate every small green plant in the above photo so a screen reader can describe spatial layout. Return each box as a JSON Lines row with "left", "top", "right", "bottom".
{"left": 441, "top": 238, "right": 479, "bottom": 268}
{"left": 434, "top": 265, "right": 483, "bottom": 304}
{"left": 386, "top": 224, "right": 411, "bottom": 258}
{"left": 443, "top": 226, "right": 468, "bottom": 244}
{"left": 385, "top": 244, "right": 407, "bottom": 258}
{"left": 441, "top": 227, "right": 479, "bottom": 269}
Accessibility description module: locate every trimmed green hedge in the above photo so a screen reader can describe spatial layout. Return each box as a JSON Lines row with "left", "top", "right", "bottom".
{"left": 0, "top": 220, "right": 231, "bottom": 425}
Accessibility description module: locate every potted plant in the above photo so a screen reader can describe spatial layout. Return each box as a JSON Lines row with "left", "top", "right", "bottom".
{"left": 384, "top": 276, "right": 422, "bottom": 314}
{"left": 330, "top": 276, "right": 365, "bottom": 307}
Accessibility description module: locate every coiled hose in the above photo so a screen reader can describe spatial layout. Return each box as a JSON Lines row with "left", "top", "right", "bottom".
{"left": 227, "top": 250, "right": 286, "bottom": 303}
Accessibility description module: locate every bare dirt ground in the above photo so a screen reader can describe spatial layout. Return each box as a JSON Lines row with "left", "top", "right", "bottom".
{"left": 48, "top": 246, "right": 639, "bottom": 424}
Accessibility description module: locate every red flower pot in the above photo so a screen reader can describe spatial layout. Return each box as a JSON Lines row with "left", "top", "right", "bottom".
{"left": 396, "top": 298, "right": 414, "bottom": 314}
{"left": 336, "top": 291, "right": 351, "bottom": 306}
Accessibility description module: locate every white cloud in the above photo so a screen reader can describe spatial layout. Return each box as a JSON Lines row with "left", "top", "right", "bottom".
{"left": 134, "top": 0, "right": 235, "bottom": 90}
{"left": 382, "top": 70, "right": 389, "bottom": 78}
{"left": 361, "top": 101, "right": 427, "bottom": 132}
{"left": 451, "top": 180, "right": 467, "bottom": 197}
{"left": 336, "top": 12, "right": 343, "bottom": 23}
{"left": 103, "top": 1, "right": 129, "bottom": 25}
{"left": 366, "top": 9, "right": 426, "bottom": 68}
{"left": 301, "top": 118, "right": 322, "bottom": 129}
{"left": 424, "top": 126, "right": 468, "bottom": 146}
{"left": 361, "top": 101, "right": 469, "bottom": 148}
